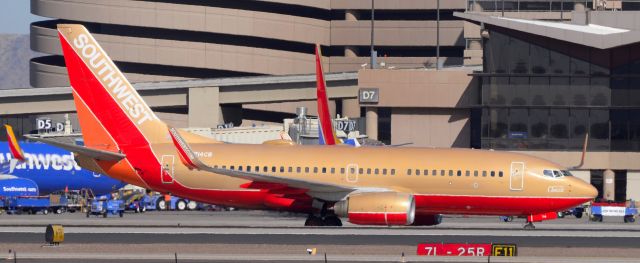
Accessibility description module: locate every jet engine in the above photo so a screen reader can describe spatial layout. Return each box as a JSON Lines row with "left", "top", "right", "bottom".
{"left": 412, "top": 214, "right": 443, "bottom": 226}
{"left": 333, "top": 192, "right": 415, "bottom": 226}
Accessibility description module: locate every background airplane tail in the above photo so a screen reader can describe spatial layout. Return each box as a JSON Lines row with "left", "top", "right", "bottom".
{"left": 315, "top": 44, "right": 340, "bottom": 146}
{"left": 57, "top": 24, "right": 169, "bottom": 151}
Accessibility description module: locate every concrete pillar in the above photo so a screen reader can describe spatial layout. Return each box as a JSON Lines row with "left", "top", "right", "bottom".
{"left": 342, "top": 99, "right": 360, "bottom": 118}
{"left": 366, "top": 107, "right": 378, "bottom": 140}
{"left": 627, "top": 171, "right": 640, "bottom": 202}
{"left": 188, "top": 86, "right": 222, "bottom": 127}
{"left": 471, "top": 1, "right": 484, "bottom": 11}
{"left": 574, "top": 2, "right": 586, "bottom": 11}
{"left": 603, "top": 169, "right": 615, "bottom": 201}
{"left": 345, "top": 10, "right": 359, "bottom": 21}
{"left": 468, "top": 39, "right": 482, "bottom": 50}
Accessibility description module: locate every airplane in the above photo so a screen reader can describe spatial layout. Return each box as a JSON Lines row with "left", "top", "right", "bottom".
{"left": 1, "top": 124, "right": 126, "bottom": 195}
{"left": 38, "top": 24, "right": 597, "bottom": 229}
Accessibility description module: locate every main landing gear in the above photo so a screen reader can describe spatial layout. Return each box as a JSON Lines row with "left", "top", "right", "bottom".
{"left": 304, "top": 201, "right": 343, "bottom": 227}
{"left": 523, "top": 222, "right": 535, "bottom": 230}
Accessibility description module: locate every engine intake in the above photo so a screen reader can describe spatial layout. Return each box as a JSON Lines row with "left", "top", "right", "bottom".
{"left": 333, "top": 192, "right": 415, "bottom": 226}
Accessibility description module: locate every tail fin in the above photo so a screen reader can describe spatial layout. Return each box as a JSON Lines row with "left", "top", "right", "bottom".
{"left": 57, "top": 24, "right": 168, "bottom": 150}
{"left": 315, "top": 44, "right": 340, "bottom": 145}
{"left": 5, "top": 125, "right": 25, "bottom": 161}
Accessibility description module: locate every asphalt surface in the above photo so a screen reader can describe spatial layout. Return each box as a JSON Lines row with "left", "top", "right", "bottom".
{"left": 1, "top": 211, "right": 639, "bottom": 262}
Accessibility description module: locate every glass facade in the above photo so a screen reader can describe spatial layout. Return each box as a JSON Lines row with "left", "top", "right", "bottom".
{"left": 479, "top": 28, "right": 640, "bottom": 151}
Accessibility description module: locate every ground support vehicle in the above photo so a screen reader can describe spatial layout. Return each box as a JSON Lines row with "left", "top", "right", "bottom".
{"left": 141, "top": 194, "right": 197, "bottom": 211}
{"left": 86, "top": 197, "right": 124, "bottom": 218}
{"left": 3, "top": 194, "right": 68, "bottom": 215}
{"left": 590, "top": 201, "right": 637, "bottom": 223}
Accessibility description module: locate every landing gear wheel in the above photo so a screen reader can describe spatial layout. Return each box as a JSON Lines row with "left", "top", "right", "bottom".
{"left": 523, "top": 222, "right": 535, "bottom": 230}
{"left": 187, "top": 200, "right": 198, "bottom": 210}
{"left": 304, "top": 216, "right": 324, "bottom": 226}
{"left": 176, "top": 199, "right": 187, "bottom": 211}
{"left": 156, "top": 199, "right": 167, "bottom": 211}
{"left": 323, "top": 215, "right": 342, "bottom": 226}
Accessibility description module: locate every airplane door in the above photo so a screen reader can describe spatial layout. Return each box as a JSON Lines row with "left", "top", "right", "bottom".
{"left": 510, "top": 162, "right": 524, "bottom": 191}
{"left": 161, "top": 155, "right": 175, "bottom": 184}
{"left": 346, "top": 164, "right": 358, "bottom": 183}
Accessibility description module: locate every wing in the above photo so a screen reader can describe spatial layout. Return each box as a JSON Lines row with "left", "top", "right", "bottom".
{"left": 168, "top": 127, "right": 356, "bottom": 201}
{"left": 24, "top": 135, "right": 125, "bottom": 162}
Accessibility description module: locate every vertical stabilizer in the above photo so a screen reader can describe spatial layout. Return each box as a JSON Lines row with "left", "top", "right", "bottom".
{"left": 315, "top": 44, "right": 339, "bottom": 145}
{"left": 57, "top": 24, "right": 168, "bottom": 150}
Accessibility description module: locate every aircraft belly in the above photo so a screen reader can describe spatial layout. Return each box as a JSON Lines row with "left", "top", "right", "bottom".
{"left": 414, "top": 194, "right": 591, "bottom": 216}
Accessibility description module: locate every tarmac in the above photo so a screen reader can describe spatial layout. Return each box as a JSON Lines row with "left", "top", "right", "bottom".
{"left": 0, "top": 210, "right": 639, "bottom": 262}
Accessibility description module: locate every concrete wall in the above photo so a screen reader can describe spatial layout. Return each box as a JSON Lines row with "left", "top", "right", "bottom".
{"left": 391, "top": 108, "right": 470, "bottom": 148}
{"left": 358, "top": 68, "right": 477, "bottom": 108}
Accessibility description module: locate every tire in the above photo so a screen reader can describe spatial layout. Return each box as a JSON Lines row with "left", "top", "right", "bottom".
{"left": 119, "top": 211, "right": 124, "bottom": 218}
{"left": 156, "top": 199, "right": 167, "bottom": 211}
{"left": 86, "top": 212, "right": 90, "bottom": 218}
{"left": 304, "top": 216, "right": 324, "bottom": 226}
{"left": 55, "top": 208, "right": 63, "bottom": 214}
{"left": 141, "top": 206, "right": 146, "bottom": 213}
{"left": 187, "top": 201, "right": 197, "bottom": 210}
{"left": 103, "top": 212, "right": 107, "bottom": 218}
{"left": 574, "top": 212, "right": 583, "bottom": 219}
{"left": 42, "top": 209, "right": 49, "bottom": 215}
{"left": 323, "top": 215, "right": 342, "bottom": 226}
{"left": 557, "top": 212, "right": 565, "bottom": 218}
{"left": 176, "top": 200, "right": 187, "bottom": 211}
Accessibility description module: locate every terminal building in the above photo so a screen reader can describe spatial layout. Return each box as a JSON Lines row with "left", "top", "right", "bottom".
{"left": 0, "top": 0, "right": 639, "bottom": 201}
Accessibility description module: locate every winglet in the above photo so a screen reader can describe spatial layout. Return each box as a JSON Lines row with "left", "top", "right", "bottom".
{"left": 168, "top": 127, "right": 201, "bottom": 170}
{"left": 315, "top": 44, "right": 339, "bottom": 145}
{"left": 572, "top": 133, "right": 589, "bottom": 169}
{"left": 5, "top": 125, "right": 25, "bottom": 161}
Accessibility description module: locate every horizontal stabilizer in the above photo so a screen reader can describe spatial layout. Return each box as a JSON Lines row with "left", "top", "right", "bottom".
{"left": 24, "top": 135, "right": 125, "bottom": 162}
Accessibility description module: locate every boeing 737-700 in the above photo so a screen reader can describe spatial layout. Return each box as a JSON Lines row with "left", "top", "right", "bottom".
{"left": 34, "top": 24, "right": 597, "bottom": 229}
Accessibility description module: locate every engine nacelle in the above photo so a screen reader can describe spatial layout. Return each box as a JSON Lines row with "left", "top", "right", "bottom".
{"left": 333, "top": 192, "right": 415, "bottom": 226}
{"left": 411, "top": 214, "right": 443, "bottom": 226}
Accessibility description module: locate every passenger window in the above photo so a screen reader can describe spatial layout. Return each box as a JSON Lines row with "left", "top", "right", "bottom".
{"left": 424, "top": 170, "right": 429, "bottom": 176}
{"left": 449, "top": 170, "right": 453, "bottom": 176}
{"left": 255, "top": 166, "right": 259, "bottom": 172}
{"left": 313, "top": 167, "right": 318, "bottom": 173}
{"left": 416, "top": 169, "right": 420, "bottom": 176}
{"left": 272, "top": 166, "right": 276, "bottom": 172}
{"left": 322, "top": 167, "right": 326, "bottom": 173}
{"left": 288, "top": 167, "right": 293, "bottom": 173}
{"left": 366, "top": 168, "right": 371, "bottom": 175}
{"left": 296, "top": 167, "right": 301, "bottom": 173}
{"left": 432, "top": 170, "right": 437, "bottom": 176}
{"left": 213, "top": 165, "right": 218, "bottom": 169}
{"left": 350, "top": 167, "right": 356, "bottom": 174}
{"left": 482, "top": 171, "right": 487, "bottom": 177}
{"left": 391, "top": 169, "right": 396, "bottom": 175}
{"left": 374, "top": 168, "right": 379, "bottom": 175}
{"left": 358, "top": 168, "right": 363, "bottom": 174}
{"left": 247, "top": 166, "right": 251, "bottom": 172}
{"left": 465, "top": 170, "right": 470, "bottom": 177}
{"left": 279, "top": 166, "right": 284, "bottom": 173}
{"left": 230, "top": 165, "right": 235, "bottom": 170}
{"left": 498, "top": 171, "right": 503, "bottom": 177}
{"left": 440, "top": 170, "right": 445, "bottom": 176}
{"left": 340, "top": 168, "right": 345, "bottom": 174}
{"left": 331, "top": 167, "right": 335, "bottom": 174}
{"left": 457, "top": 170, "right": 462, "bottom": 176}
{"left": 263, "top": 166, "right": 268, "bottom": 172}
{"left": 407, "top": 169, "right": 412, "bottom": 176}
{"left": 474, "top": 170, "right": 478, "bottom": 177}
{"left": 222, "top": 165, "right": 227, "bottom": 169}
{"left": 305, "top": 167, "right": 310, "bottom": 173}
{"left": 490, "top": 171, "right": 495, "bottom": 177}
{"left": 382, "top": 168, "right": 387, "bottom": 175}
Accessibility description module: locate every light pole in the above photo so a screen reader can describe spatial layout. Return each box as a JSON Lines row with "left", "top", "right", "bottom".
{"left": 370, "top": 0, "right": 375, "bottom": 69}
{"left": 436, "top": 0, "right": 440, "bottom": 70}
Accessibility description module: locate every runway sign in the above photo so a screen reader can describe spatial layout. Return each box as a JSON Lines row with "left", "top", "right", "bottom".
{"left": 417, "top": 243, "right": 517, "bottom": 257}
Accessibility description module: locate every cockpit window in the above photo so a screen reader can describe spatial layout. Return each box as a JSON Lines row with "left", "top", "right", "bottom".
{"left": 543, "top": 169, "right": 565, "bottom": 178}
{"left": 561, "top": 170, "right": 573, "bottom": 177}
